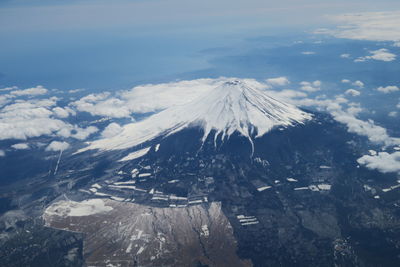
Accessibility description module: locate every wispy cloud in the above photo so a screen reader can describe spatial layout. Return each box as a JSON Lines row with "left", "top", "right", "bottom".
{"left": 355, "top": 49, "right": 396, "bottom": 62}
{"left": 10, "top": 85, "right": 48, "bottom": 96}
{"left": 315, "top": 11, "right": 400, "bottom": 43}
{"left": 299, "top": 81, "right": 321, "bottom": 92}
{"left": 345, "top": 89, "right": 361, "bottom": 96}
{"left": 11, "top": 143, "right": 30, "bottom": 150}
{"left": 265, "top": 77, "right": 290, "bottom": 87}
{"left": 376, "top": 85, "right": 399, "bottom": 93}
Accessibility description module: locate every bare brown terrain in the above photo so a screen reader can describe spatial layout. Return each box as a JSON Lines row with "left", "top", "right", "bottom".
{"left": 44, "top": 199, "right": 252, "bottom": 267}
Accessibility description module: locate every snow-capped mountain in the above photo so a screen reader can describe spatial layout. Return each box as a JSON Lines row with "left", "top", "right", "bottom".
{"left": 79, "top": 80, "right": 311, "bottom": 152}
{"left": 5, "top": 80, "right": 400, "bottom": 267}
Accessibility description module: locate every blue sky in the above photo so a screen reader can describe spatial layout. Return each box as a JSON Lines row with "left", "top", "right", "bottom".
{"left": 1, "top": 0, "right": 400, "bottom": 91}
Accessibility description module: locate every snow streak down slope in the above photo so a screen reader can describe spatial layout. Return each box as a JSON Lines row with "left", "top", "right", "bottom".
{"left": 79, "top": 80, "right": 312, "bottom": 152}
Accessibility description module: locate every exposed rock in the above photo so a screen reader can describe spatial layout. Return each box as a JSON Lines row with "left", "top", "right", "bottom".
{"left": 44, "top": 199, "right": 251, "bottom": 267}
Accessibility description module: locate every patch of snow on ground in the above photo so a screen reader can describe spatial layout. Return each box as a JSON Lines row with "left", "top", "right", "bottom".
{"left": 188, "top": 199, "right": 203, "bottom": 205}
{"left": 309, "top": 185, "right": 320, "bottom": 191}
{"left": 257, "top": 185, "right": 272, "bottom": 192}
{"left": 91, "top": 183, "right": 102, "bottom": 189}
{"left": 114, "top": 181, "right": 136, "bottom": 185}
{"left": 94, "top": 192, "right": 110, "bottom": 197}
{"left": 109, "top": 185, "right": 136, "bottom": 190}
{"left": 110, "top": 196, "right": 125, "bottom": 202}
{"left": 44, "top": 199, "right": 113, "bottom": 217}
{"left": 137, "top": 246, "right": 145, "bottom": 255}
{"left": 363, "top": 185, "right": 372, "bottom": 191}
{"left": 131, "top": 169, "right": 139, "bottom": 178}
{"left": 126, "top": 243, "right": 133, "bottom": 253}
{"left": 317, "top": 184, "right": 332, "bottom": 190}
{"left": 382, "top": 184, "right": 400, "bottom": 192}
{"left": 155, "top": 144, "right": 160, "bottom": 152}
{"left": 237, "top": 215, "right": 259, "bottom": 226}
{"left": 169, "top": 195, "right": 187, "bottom": 200}
{"left": 294, "top": 187, "right": 309, "bottom": 191}
{"left": 319, "top": 165, "right": 332, "bottom": 169}
{"left": 201, "top": 225, "right": 209, "bottom": 237}
{"left": 119, "top": 147, "right": 150, "bottom": 162}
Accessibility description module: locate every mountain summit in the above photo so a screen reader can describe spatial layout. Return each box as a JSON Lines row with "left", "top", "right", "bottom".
{"left": 80, "top": 80, "right": 311, "bottom": 152}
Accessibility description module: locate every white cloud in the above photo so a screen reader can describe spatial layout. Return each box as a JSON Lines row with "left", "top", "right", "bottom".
{"left": 119, "top": 78, "right": 229, "bottom": 114}
{"left": 352, "top": 80, "right": 364, "bottom": 88}
{"left": 2, "top": 77, "right": 399, "bottom": 175}
{"left": 56, "top": 78, "right": 400, "bottom": 176}
{"left": 0, "top": 97, "right": 95, "bottom": 141}
{"left": 314, "top": 11, "right": 400, "bottom": 43}
{"left": 71, "top": 92, "right": 132, "bottom": 118}
{"left": 46, "top": 141, "right": 70, "bottom": 152}
{"left": 0, "top": 98, "right": 69, "bottom": 140}
{"left": 0, "top": 86, "right": 17, "bottom": 92}
{"left": 72, "top": 77, "right": 398, "bottom": 176}
{"left": 101, "top": 123, "right": 123, "bottom": 138}
{"left": 334, "top": 96, "right": 348, "bottom": 105}
{"left": 71, "top": 78, "right": 263, "bottom": 118}
{"left": 332, "top": 112, "right": 398, "bottom": 146}
{"left": 313, "top": 81, "right": 322, "bottom": 87}
{"left": 299, "top": 81, "right": 321, "bottom": 92}
{"left": 10, "top": 85, "right": 48, "bottom": 96}
{"left": 0, "top": 95, "right": 12, "bottom": 107}
{"left": 266, "top": 89, "right": 307, "bottom": 101}
{"left": 52, "top": 107, "right": 74, "bottom": 118}
{"left": 292, "top": 96, "right": 400, "bottom": 147}
{"left": 340, "top": 54, "right": 351, "bottom": 58}
{"left": 355, "top": 49, "right": 396, "bottom": 62}
{"left": 72, "top": 126, "right": 98, "bottom": 140}
{"left": 345, "top": 89, "right": 361, "bottom": 97}
{"left": 232, "top": 88, "right": 385, "bottom": 149}
{"left": 68, "top": 89, "right": 85, "bottom": 94}
{"left": 357, "top": 152, "right": 400, "bottom": 173}
{"left": 55, "top": 125, "right": 98, "bottom": 140}
{"left": 11, "top": 143, "right": 30, "bottom": 150}
{"left": 389, "top": 111, "right": 398, "bottom": 117}
{"left": 346, "top": 104, "right": 363, "bottom": 116}
{"left": 0, "top": 150, "right": 5, "bottom": 157}
{"left": 265, "top": 77, "right": 290, "bottom": 86}
{"left": 301, "top": 51, "right": 315, "bottom": 55}
{"left": 376, "top": 85, "right": 399, "bottom": 94}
